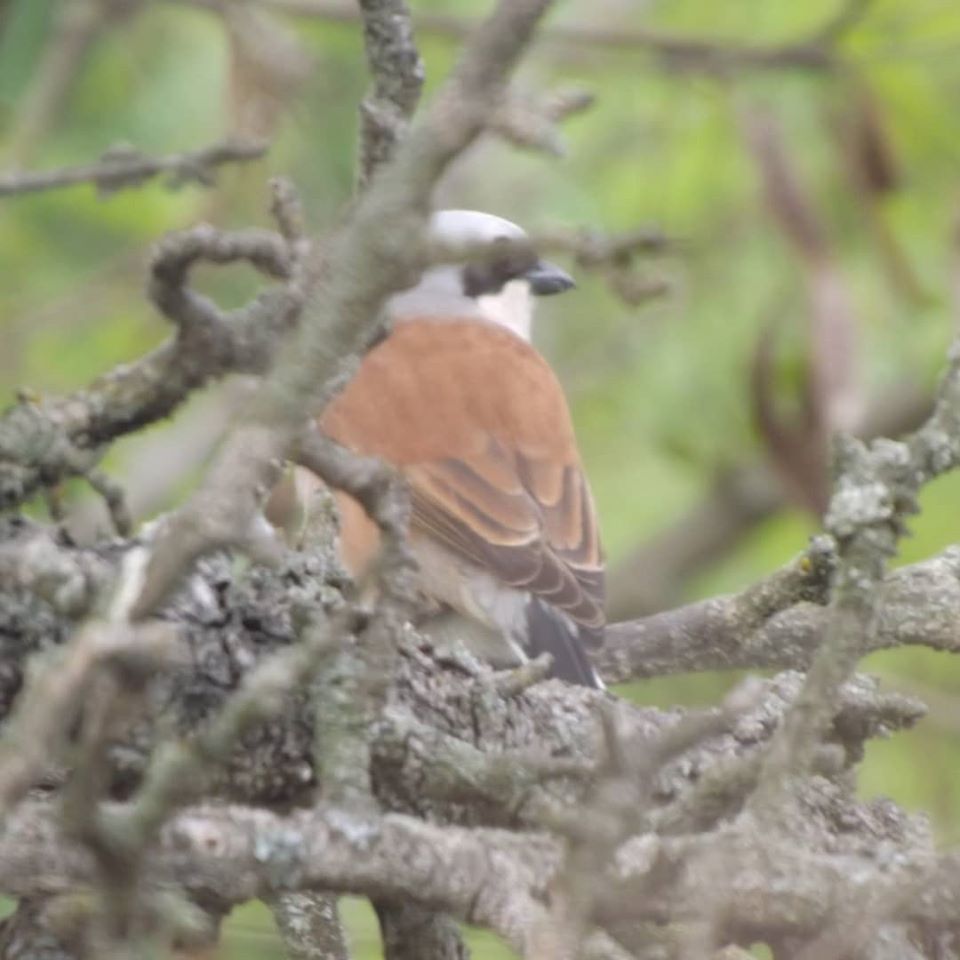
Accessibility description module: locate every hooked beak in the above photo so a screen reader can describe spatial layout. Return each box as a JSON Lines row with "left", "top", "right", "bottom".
{"left": 524, "top": 259, "right": 576, "bottom": 296}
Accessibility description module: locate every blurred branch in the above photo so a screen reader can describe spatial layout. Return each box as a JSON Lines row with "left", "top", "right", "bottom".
{"left": 0, "top": 800, "right": 557, "bottom": 956}
{"left": 537, "top": 222, "right": 676, "bottom": 307}
{"left": 5, "top": 0, "right": 144, "bottom": 168}
{"left": 491, "top": 87, "right": 595, "bottom": 157}
{"left": 539, "top": 700, "right": 741, "bottom": 960}
{"left": 293, "top": 435, "right": 415, "bottom": 808}
{"left": 1, "top": 3, "right": 559, "bottom": 955}
{"left": 0, "top": 619, "right": 176, "bottom": 822}
{"left": 0, "top": 139, "right": 268, "bottom": 199}
{"left": 829, "top": 81, "right": 926, "bottom": 307}
{"left": 0, "top": 770, "right": 951, "bottom": 954}
{"left": 743, "top": 105, "right": 863, "bottom": 516}
{"left": 537, "top": 225, "right": 675, "bottom": 264}
{"left": 0, "top": 514, "right": 936, "bottom": 954}
{"left": 172, "top": 0, "right": 871, "bottom": 74}
{"left": 71, "top": 603, "right": 344, "bottom": 940}
{"left": 813, "top": 0, "right": 875, "bottom": 44}
{"left": 222, "top": 3, "right": 315, "bottom": 140}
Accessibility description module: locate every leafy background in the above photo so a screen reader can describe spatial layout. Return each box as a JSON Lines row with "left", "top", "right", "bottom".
{"left": 2, "top": 0, "right": 960, "bottom": 955}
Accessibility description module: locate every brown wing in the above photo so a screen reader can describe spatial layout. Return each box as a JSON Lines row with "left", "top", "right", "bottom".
{"left": 321, "top": 318, "right": 605, "bottom": 637}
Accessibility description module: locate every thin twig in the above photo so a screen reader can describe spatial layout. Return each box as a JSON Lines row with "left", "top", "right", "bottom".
{"left": 170, "top": 0, "right": 872, "bottom": 75}
{"left": 0, "top": 139, "right": 268, "bottom": 198}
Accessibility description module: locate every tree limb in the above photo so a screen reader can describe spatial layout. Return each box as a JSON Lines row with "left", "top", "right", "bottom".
{"left": 0, "top": 139, "right": 268, "bottom": 198}
{"left": 171, "top": 0, "right": 872, "bottom": 75}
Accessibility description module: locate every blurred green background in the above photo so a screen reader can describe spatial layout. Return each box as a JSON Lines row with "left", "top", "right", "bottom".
{"left": 3, "top": 0, "right": 960, "bottom": 956}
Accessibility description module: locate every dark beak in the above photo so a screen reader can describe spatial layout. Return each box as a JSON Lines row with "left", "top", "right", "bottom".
{"left": 525, "top": 259, "right": 575, "bottom": 296}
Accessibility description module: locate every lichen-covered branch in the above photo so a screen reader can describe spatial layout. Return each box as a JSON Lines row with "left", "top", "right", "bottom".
{"left": 605, "top": 383, "right": 933, "bottom": 620}
{"left": 598, "top": 536, "right": 836, "bottom": 681}
{"left": 355, "top": 0, "right": 424, "bottom": 186}
{"left": 0, "top": 513, "right": 939, "bottom": 957}
{"left": 0, "top": 778, "right": 951, "bottom": 958}
{"left": 267, "top": 892, "right": 350, "bottom": 960}
{"left": 0, "top": 180, "right": 305, "bottom": 514}
{"left": 601, "top": 547, "right": 960, "bottom": 680}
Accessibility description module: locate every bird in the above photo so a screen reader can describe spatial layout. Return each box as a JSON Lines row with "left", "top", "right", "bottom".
{"left": 293, "top": 210, "right": 605, "bottom": 688}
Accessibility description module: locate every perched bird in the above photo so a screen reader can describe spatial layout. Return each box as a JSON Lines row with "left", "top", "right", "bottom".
{"left": 306, "top": 210, "right": 605, "bottom": 687}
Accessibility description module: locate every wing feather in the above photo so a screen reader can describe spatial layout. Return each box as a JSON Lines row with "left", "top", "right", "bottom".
{"left": 320, "top": 318, "right": 605, "bottom": 636}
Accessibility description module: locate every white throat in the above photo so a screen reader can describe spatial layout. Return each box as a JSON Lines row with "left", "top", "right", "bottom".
{"left": 476, "top": 279, "right": 534, "bottom": 341}
{"left": 388, "top": 269, "right": 535, "bottom": 343}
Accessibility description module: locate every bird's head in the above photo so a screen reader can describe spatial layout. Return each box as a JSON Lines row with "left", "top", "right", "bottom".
{"left": 388, "top": 209, "right": 575, "bottom": 341}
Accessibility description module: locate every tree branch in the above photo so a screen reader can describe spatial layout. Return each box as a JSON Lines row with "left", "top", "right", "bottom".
{"left": 171, "top": 0, "right": 872, "bottom": 75}
{"left": 0, "top": 139, "right": 268, "bottom": 198}
{"left": 0, "top": 179, "right": 306, "bottom": 515}
{"left": 355, "top": 0, "right": 424, "bottom": 187}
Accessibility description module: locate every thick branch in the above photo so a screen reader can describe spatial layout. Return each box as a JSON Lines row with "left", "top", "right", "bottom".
{"left": 602, "top": 546, "right": 960, "bottom": 682}
{"left": 0, "top": 801, "right": 556, "bottom": 957}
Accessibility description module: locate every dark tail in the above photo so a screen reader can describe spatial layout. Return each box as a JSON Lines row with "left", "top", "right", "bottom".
{"left": 525, "top": 599, "right": 604, "bottom": 689}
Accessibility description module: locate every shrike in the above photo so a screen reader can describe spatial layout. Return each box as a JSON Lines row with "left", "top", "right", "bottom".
{"left": 308, "top": 210, "right": 605, "bottom": 687}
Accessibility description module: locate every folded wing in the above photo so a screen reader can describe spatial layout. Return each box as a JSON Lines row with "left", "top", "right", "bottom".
{"left": 321, "top": 318, "right": 605, "bottom": 645}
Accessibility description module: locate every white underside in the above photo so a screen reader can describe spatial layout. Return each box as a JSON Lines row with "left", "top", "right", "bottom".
{"left": 410, "top": 533, "right": 530, "bottom": 665}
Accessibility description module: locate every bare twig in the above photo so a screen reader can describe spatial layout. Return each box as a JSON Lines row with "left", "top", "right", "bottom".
{"left": 170, "top": 0, "right": 872, "bottom": 75}
{"left": 0, "top": 140, "right": 268, "bottom": 198}
{"left": 5, "top": 0, "right": 144, "bottom": 167}
{"left": 0, "top": 180, "right": 305, "bottom": 515}
{"left": 0, "top": 620, "right": 176, "bottom": 821}
{"left": 491, "top": 87, "right": 595, "bottom": 157}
